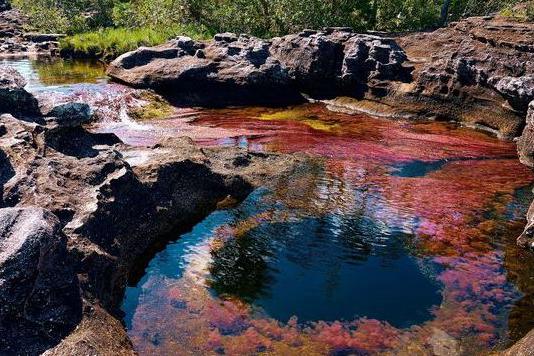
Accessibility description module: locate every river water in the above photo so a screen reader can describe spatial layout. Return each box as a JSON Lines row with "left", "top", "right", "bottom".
{"left": 5, "top": 58, "right": 534, "bottom": 355}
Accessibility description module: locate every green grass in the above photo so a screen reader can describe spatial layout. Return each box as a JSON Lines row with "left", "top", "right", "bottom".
{"left": 60, "top": 25, "right": 212, "bottom": 61}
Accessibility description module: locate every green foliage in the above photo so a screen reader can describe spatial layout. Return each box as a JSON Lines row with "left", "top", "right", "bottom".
{"left": 60, "top": 25, "right": 210, "bottom": 60}
{"left": 447, "top": 0, "right": 522, "bottom": 21}
{"left": 12, "top": 0, "right": 115, "bottom": 34}
{"left": 498, "top": 1, "right": 534, "bottom": 21}
{"left": 376, "top": 0, "right": 440, "bottom": 31}
{"left": 528, "top": 2, "right": 534, "bottom": 21}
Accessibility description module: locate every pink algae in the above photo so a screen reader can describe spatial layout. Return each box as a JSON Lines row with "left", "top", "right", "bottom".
{"left": 126, "top": 104, "right": 534, "bottom": 355}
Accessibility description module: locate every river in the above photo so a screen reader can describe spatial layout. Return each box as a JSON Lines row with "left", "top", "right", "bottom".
{"left": 5, "top": 57, "right": 534, "bottom": 355}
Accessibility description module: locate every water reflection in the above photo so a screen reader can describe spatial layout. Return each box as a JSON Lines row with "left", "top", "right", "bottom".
{"left": 122, "top": 104, "right": 534, "bottom": 355}
{"left": 0, "top": 57, "right": 107, "bottom": 91}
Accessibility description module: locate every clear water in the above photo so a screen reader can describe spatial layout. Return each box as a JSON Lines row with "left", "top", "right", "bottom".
{"left": 121, "top": 106, "right": 534, "bottom": 355}
{"left": 0, "top": 57, "right": 107, "bottom": 91}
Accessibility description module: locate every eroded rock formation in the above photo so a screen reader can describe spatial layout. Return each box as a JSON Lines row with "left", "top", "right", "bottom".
{"left": 396, "top": 16, "right": 534, "bottom": 138}
{"left": 107, "top": 29, "right": 412, "bottom": 106}
{"left": 108, "top": 15, "right": 533, "bottom": 140}
{"left": 0, "top": 207, "right": 81, "bottom": 355}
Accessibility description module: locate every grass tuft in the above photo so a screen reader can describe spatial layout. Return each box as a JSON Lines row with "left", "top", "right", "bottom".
{"left": 60, "top": 25, "right": 212, "bottom": 61}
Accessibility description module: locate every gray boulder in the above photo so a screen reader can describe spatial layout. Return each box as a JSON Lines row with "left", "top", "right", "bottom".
{"left": 496, "top": 76, "right": 534, "bottom": 113}
{"left": 108, "top": 35, "right": 302, "bottom": 107}
{"left": 0, "top": 66, "right": 39, "bottom": 115}
{"left": 0, "top": 207, "right": 82, "bottom": 355}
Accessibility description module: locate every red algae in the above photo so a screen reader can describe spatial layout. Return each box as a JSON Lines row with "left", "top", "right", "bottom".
{"left": 124, "top": 103, "right": 534, "bottom": 355}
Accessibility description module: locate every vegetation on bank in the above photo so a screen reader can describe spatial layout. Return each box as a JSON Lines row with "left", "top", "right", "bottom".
{"left": 59, "top": 25, "right": 211, "bottom": 60}
{"left": 12, "top": 0, "right": 533, "bottom": 60}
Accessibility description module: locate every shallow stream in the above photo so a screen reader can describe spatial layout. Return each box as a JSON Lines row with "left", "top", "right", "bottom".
{"left": 6, "top": 58, "right": 534, "bottom": 355}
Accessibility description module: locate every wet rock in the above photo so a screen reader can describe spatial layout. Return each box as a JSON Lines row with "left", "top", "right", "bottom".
{"left": 428, "top": 328, "right": 462, "bottom": 356}
{"left": 107, "top": 30, "right": 411, "bottom": 106}
{"left": 43, "top": 304, "right": 135, "bottom": 356}
{"left": 0, "top": 66, "right": 39, "bottom": 115}
{"left": 39, "top": 101, "right": 93, "bottom": 129}
{"left": 517, "top": 101, "right": 534, "bottom": 250}
{"left": 502, "top": 328, "right": 534, "bottom": 356}
{"left": 0, "top": 68, "right": 303, "bottom": 354}
{"left": 0, "top": 207, "right": 82, "bottom": 355}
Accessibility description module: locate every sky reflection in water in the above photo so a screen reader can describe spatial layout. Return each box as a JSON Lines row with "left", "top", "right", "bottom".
{"left": 122, "top": 104, "right": 534, "bottom": 355}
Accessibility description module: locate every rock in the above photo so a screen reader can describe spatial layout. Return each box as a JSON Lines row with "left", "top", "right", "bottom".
{"left": 0, "top": 9, "right": 60, "bottom": 56}
{"left": 496, "top": 76, "right": 534, "bottom": 113}
{"left": 0, "top": 207, "right": 82, "bottom": 355}
{"left": 517, "top": 101, "right": 534, "bottom": 250}
{"left": 428, "top": 328, "right": 462, "bottom": 356}
{"left": 23, "top": 33, "right": 65, "bottom": 43}
{"left": 43, "top": 304, "right": 136, "bottom": 356}
{"left": 0, "top": 68, "right": 302, "bottom": 354}
{"left": 517, "top": 101, "right": 534, "bottom": 168}
{"left": 0, "top": 0, "right": 10, "bottom": 12}
{"left": 396, "top": 15, "right": 534, "bottom": 138}
{"left": 502, "top": 328, "right": 534, "bottom": 356}
{"left": 0, "top": 66, "right": 39, "bottom": 115}
{"left": 107, "top": 30, "right": 411, "bottom": 106}
{"left": 270, "top": 32, "right": 410, "bottom": 97}
{"left": 107, "top": 35, "right": 302, "bottom": 107}
{"left": 39, "top": 101, "right": 93, "bottom": 129}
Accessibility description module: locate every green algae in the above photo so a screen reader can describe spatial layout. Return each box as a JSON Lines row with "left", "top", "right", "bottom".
{"left": 128, "top": 91, "right": 176, "bottom": 121}
{"left": 258, "top": 107, "right": 341, "bottom": 133}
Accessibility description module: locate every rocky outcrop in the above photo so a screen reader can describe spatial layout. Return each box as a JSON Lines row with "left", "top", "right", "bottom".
{"left": 108, "top": 34, "right": 302, "bottom": 106}
{"left": 516, "top": 101, "right": 534, "bottom": 250}
{"left": 0, "top": 207, "right": 81, "bottom": 354}
{"left": 0, "top": 9, "right": 60, "bottom": 56}
{"left": 270, "top": 29, "right": 410, "bottom": 97}
{"left": 0, "top": 67, "right": 301, "bottom": 354}
{"left": 108, "top": 16, "right": 533, "bottom": 139}
{"left": 395, "top": 15, "right": 534, "bottom": 138}
{"left": 107, "top": 29, "right": 412, "bottom": 106}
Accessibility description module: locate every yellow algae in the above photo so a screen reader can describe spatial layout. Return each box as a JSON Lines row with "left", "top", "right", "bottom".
{"left": 258, "top": 108, "right": 341, "bottom": 133}
{"left": 128, "top": 91, "right": 176, "bottom": 121}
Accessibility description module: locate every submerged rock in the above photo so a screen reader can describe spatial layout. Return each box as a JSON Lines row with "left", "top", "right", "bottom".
{"left": 107, "top": 30, "right": 411, "bottom": 106}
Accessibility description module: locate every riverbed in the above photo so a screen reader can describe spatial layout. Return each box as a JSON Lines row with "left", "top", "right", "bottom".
{"left": 7, "top": 57, "right": 534, "bottom": 355}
